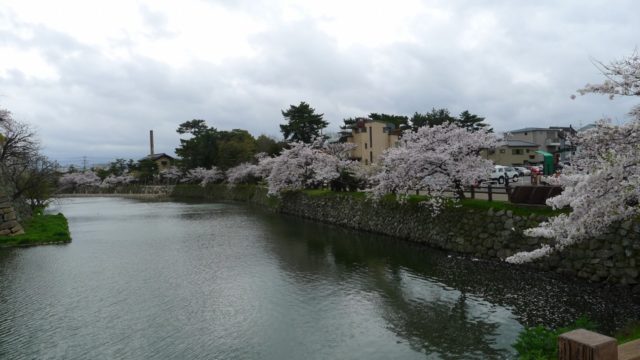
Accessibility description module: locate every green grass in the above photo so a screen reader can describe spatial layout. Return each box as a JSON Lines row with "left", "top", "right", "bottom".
{"left": 458, "top": 198, "right": 564, "bottom": 217}
{"left": 303, "top": 189, "right": 560, "bottom": 216}
{"left": 0, "top": 213, "right": 71, "bottom": 247}
{"left": 615, "top": 321, "right": 640, "bottom": 344}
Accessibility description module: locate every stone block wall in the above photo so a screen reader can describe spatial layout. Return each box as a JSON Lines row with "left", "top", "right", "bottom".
{"left": 171, "top": 185, "right": 640, "bottom": 287}
{"left": 275, "top": 192, "right": 640, "bottom": 287}
{"left": 0, "top": 194, "right": 24, "bottom": 236}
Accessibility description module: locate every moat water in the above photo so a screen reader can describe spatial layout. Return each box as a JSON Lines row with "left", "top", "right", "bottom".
{"left": 0, "top": 197, "right": 638, "bottom": 359}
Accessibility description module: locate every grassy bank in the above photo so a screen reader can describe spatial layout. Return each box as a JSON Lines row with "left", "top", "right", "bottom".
{"left": 302, "top": 188, "right": 559, "bottom": 217}
{"left": 0, "top": 213, "right": 71, "bottom": 247}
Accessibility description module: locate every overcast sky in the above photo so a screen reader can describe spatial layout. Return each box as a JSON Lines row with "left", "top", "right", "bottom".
{"left": 1, "top": 0, "right": 638, "bottom": 166}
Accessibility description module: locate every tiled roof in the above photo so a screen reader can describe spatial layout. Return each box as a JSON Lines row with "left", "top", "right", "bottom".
{"left": 143, "top": 153, "right": 175, "bottom": 161}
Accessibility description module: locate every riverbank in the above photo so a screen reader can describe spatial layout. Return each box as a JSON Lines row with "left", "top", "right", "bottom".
{"left": 0, "top": 213, "right": 71, "bottom": 247}
{"left": 171, "top": 184, "right": 640, "bottom": 290}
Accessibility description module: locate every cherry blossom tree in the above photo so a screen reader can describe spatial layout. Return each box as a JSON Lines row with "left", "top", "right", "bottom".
{"left": 369, "top": 123, "right": 499, "bottom": 210}
{"left": 266, "top": 140, "right": 330, "bottom": 195}
{"left": 58, "top": 171, "right": 102, "bottom": 192}
{"left": 181, "top": 167, "right": 224, "bottom": 187}
{"left": 101, "top": 174, "right": 137, "bottom": 188}
{"left": 254, "top": 152, "right": 277, "bottom": 180}
{"left": 159, "top": 166, "right": 183, "bottom": 184}
{"left": 507, "top": 52, "right": 640, "bottom": 263}
{"left": 226, "top": 162, "right": 260, "bottom": 186}
{"left": 265, "top": 139, "right": 362, "bottom": 195}
{"left": 321, "top": 142, "right": 365, "bottom": 191}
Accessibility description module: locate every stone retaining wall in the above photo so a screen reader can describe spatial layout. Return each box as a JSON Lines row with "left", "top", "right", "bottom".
{"left": 0, "top": 194, "right": 24, "bottom": 236}
{"left": 58, "top": 185, "right": 175, "bottom": 198}
{"left": 174, "top": 184, "right": 640, "bottom": 288}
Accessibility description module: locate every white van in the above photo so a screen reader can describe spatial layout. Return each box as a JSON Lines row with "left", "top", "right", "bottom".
{"left": 490, "top": 165, "right": 519, "bottom": 184}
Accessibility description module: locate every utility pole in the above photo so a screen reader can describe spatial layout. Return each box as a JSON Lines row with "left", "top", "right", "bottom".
{"left": 82, "top": 156, "right": 87, "bottom": 171}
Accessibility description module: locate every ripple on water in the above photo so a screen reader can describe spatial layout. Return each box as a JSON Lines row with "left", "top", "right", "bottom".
{"left": 0, "top": 198, "right": 638, "bottom": 359}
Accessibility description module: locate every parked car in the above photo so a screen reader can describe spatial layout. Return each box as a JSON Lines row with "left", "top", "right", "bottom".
{"left": 490, "top": 165, "right": 519, "bottom": 184}
{"left": 514, "top": 166, "right": 531, "bottom": 176}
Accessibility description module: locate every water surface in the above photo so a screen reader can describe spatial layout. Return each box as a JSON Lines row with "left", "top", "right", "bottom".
{"left": 0, "top": 197, "right": 637, "bottom": 359}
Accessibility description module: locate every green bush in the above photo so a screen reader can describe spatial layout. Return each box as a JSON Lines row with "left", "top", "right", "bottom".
{"left": 513, "top": 316, "right": 598, "bottom": 360}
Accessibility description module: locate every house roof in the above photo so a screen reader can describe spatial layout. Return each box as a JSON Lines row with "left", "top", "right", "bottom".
{"left": 143, "top": 153, "right": 175, "bottom": 161}
{"left": 509, "top": 127, "right": 553, "bottom": 133}
{"left": 510, "top": 126, "right": 576, "bottom": 134}
{"left": 504, "top": 139, "right": 539, "bottom": 147}
{"left": 578, "top": 123, "right": 597, "bottom": 132}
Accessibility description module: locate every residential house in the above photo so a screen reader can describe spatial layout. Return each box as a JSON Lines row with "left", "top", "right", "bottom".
{"left": 484, "top": 139, "right": 541, "bottom": 165}
{"left": 339, "top": 118, "right": 402, "bottom": 165}
{"left": 144, "top": 153, "right": 175, "bottom": 171}
{"left": 506, "top": 126, "right": 576, "bottom": 163}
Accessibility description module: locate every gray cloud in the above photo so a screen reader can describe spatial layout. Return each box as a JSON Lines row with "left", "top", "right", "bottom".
{"left": 1, "top": 1, "right": 638, "bottom": 166}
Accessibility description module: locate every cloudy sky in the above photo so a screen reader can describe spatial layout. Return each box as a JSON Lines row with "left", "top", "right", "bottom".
{"left": 1, "top": 0, "right": 638, "bottom": 166}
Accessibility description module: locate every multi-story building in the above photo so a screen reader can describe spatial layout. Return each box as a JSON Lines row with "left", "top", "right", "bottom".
{"left": 506, "top": 126, "right": 576, "bottom": 162}
{"left": 339, "top": 118, "right": 401, "bottom": 165}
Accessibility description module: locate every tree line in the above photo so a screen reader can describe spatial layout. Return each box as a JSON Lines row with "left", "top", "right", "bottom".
{"left": 173, "top": 102, "right": 492, "bottom": 172}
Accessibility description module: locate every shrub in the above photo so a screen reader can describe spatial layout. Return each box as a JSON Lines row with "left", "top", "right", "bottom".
{"left": 513, "top": 316, "right": 598, "bottom": 360}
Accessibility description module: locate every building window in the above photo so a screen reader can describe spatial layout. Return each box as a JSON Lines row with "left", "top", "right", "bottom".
{"left": 512, "top": 149, "right": 523, "bottom": 155}
{"left": 529, "top": 155, "right": 535, "bottom": 159}
{"left": 365, "top": 159, "right": 368, "bottom": 165}
{"left": 161, "top": 161, "right": 168, "bottom": 166}
{"left": 370, "top": 151, "right": 373, "bottom": 163}
{"left": 524, "top": 132, "right": 528, "bottom": 135}
{"left": 369, "top": 127, "right": 373, "bottom": 146}
{"left": 488, "top": 149, "right": 496, "bottom": 155}
{"left": 526, "top": 149, "right": 530, "bottom": 153}
{"left": 364, "top": 143, "right": 368, "bottom": 149}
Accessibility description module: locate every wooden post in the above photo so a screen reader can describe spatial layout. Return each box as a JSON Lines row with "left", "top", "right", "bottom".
{"left": 487, "top": 183, "right": 492, "bottom": 202}
{"left": 558, "top": 329, "right": 618, "bottom": 360}
{"left": 618, "top": 339, "right": 640, "bottom": 360}
{"left": 470, "top": 186, "right": 475, "bottom": 199}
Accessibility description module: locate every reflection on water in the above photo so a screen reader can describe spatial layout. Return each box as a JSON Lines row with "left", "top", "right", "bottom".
{"left": 0, "top": 197, "right": 637, "bottom": 359}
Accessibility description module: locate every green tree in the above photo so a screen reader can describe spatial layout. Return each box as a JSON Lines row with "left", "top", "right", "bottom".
{"left": 175, "top": 119, "right": 219, "bottom": 169}
{"left": 368, "top": 113, "right": 409, "bottom": 128}
{"left": 340, "top": 117, "right": 358, "bottom": 130}
{"left": 457, "top": 110, "right": 492, "bottom": 132}
{"left": 216, "top": 129, "right": 256, "bottom": 170}
{"left": 255, "top": 134, "right": 283, "bottom": 156}
{"left": 135, "top": 158, "right": 158, "bottom": 183}
{"left": 10, "top": 156, "right": 58, "bottom": 210}
{"left": 94, "top": 167, "right": 110, "bottom": 180}
{"left": 108, "top": 158, "right": 128, "bottom": 176}
{"left": 280, "top": 102, "right": 328, "bottom": 143}
{"left": 409, "top": 108, "right": 491, "bottom": 132}
{"left": 410, "top": 108, "right": 456, "bottom": 131}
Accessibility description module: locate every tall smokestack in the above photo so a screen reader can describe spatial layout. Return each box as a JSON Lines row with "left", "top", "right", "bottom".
{"left": 149, "top": 130, "right": 155, "bottom": 156}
